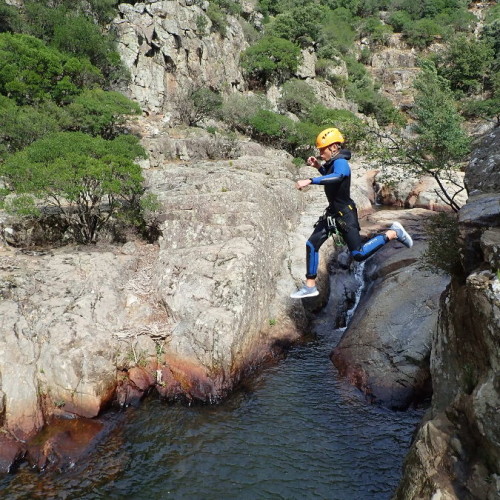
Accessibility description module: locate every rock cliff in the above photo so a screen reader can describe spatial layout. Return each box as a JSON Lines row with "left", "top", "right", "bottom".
{"left": 394, "top": 128, "right": 500, "bottom": 499}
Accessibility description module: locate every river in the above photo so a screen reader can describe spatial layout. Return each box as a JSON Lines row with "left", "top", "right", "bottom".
{"left": 1, "top": 265, "right": 424, "bottom": 500}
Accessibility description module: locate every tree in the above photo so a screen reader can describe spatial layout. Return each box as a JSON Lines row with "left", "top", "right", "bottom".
{"left": 0, "top": 33, "right": 102, "bottom": 105}
{"left": 371, "top": 61, "right": 470, "bottom": 212}
{"left": 270, "top": 4, "right": 328, "bottom": 45}
{"left": 240, "top": 36, "right": 301, "bottom": 87}
{"left": 279, "top": 79, "right": 318, "bottom": 118}
{"left": 0, "top": 96, "right": 60, "bottom": 157}
{"left": 0, "top": 132, "right": 147, "bottom": 243}
{"left": 66, "top": 89, "right": 142, "bottom": 138}
{"left": 437, "top": 35, "right": 494, "bottom": 95}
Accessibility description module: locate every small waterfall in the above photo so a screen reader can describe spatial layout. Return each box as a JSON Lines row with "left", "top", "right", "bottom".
{"left": 343, "top": 260, "right": 367, "bottom": 328}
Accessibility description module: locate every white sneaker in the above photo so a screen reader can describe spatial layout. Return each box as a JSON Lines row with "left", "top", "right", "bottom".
{"left": 290, "top": 285, "right": 319, "bottom": 299}
{"left": 390, "top": 221, "right": 413, "bottom": 248}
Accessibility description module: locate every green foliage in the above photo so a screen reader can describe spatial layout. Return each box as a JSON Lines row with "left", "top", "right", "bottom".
{"left": 177, "top": 86, "right": 223, "bottom": 126}
{"left": 248, "top": 109, "right": 295, "bottom": 145}
{"left": 461, "top": 69, "right": 500, "bottom": 124}
{"left": 403, "top": 18, "right": 441, "bottom": 48}
{"left": 343, "top": 55, "right": 402, "bottom": 126}
{"left": 304, "top": 105, "right": 369, "bottom": 149}
{"left": 419, "top": 212, "right": 462, "bottom": 276}
{"left": 437, "top": 35, "right": 494, "bottom": 95}
{"left": 206, "top": 2, "right": 228, "bottom": 36}
{"left": 371, "top": 61, "right": 470, "bottom": 212}
{"left": 1, "top": 132, "right": 147, "bottom": 244}
{"left": 0, "top": 3, "right": 23, "bottom": 33}
{"left": 318, "top": 9, "right": 356, "bottom": 56}
{"left": 51, "top": 14, "right": 122, "bottom": 78}
{"left": 220, "top": 93, "right": 272, "bottom": 132}
{"left": 20, "top": 1, "right": 124, "bottom": 81}
{"left": 66, "top": 89, "right": 142, "bottom": 138}
{"left": 270, "top": 4, "right": 328, "bottom": 46}
{"left": 359, "top": 16, "right": 393, "bottom": 46}
{"left": 279, "top": 79, "right": 318, "bottom": 118}
{"left": 0, "top": 33, "right": 102, "bottom": 105}
{"left": 240, "top": 36, "right": 301, "bottom": 87}
{"left": 387, "top": 10, "right": 412, "bottom": 32}
{"left": 412, "top": 61, "right": 470, "bottom": 167}
{"left": 0, "top": 96, "right": 60, "bottom": 157}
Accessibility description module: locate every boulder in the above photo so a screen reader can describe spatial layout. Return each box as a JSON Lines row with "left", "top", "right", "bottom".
{"left": 331, "top": 209, "right": 448, "bottom": 409}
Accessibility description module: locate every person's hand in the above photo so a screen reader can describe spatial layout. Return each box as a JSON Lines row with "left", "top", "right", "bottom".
{"left": 296, "top": 179, "right": 312, "bottom": 190}
{"left": 307, "top": 156, "right": 321, "bottom": 169}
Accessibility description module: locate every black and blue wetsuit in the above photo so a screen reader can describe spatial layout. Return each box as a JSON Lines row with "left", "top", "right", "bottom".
{"left": 305, "top": 150, "right": 388, "bottom": 279}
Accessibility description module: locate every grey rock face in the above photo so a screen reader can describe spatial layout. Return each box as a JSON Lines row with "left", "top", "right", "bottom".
{"left": 112, "top": 1, "right": 248, "bottom": 114}
{"left": 395, "top": 129, "right": 500, "bottom": 499}
{"left": 0, "top": 144, "right": 336, "bottom": 449}
{"left": 465, "top": 127, "right": 500, "bottom": 194}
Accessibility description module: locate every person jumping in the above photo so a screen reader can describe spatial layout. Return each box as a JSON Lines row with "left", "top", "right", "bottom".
{"left": 291, "top": 127, "right": 413, "bottom": 299}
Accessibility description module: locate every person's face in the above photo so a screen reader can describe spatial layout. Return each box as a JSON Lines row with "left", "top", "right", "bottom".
{"left": 318, "top": 143, "right": 339, "bottom": 162}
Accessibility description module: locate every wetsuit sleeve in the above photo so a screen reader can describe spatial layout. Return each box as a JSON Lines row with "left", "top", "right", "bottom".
{"left": 310, "top": 158, "right": 350, "bottom": 185}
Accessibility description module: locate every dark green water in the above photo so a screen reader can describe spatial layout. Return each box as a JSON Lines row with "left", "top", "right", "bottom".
{"left": 1, "top": 303, "right": 424, "bottom": 500}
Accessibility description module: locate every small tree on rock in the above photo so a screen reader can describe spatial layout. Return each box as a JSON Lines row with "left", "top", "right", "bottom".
{"left": 371, "top": 61, "right": 470, "bottom": 212}
{"left": 0, "top": 131, "right": 148, "bottom": 244}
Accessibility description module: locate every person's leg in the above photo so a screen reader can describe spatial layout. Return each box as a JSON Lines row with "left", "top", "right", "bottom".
{"left": 340, "top": 210, "right": 413, "bottom": 262}
{"left": 290, "top": 218, "right": 328, "bottom": 298}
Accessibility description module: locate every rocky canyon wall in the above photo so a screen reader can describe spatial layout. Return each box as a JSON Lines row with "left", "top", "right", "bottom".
{"left": 395, "top": 128, "right": 500, "bottom": 500}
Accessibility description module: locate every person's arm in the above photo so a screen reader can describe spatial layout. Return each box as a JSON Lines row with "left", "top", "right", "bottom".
{"left": 310, "top": 158, "right": 350, "bottom": 185}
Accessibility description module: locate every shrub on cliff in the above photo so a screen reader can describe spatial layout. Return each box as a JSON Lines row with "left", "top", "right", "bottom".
{"left": 278, "top": 79, "right": 318, "bottom": 118}
{"left": 66, "top": 89, "right": 142, "bottom": 138}
{"left": 0, "top": 132, "right": 148, "bottom": 244}
{"left": 21, "top": 0, "right": 126, "bottom": 82}
{"left": 0, "top": 33, "right": 102, "bottom": 105}
{"left": 240, "top": 36, "right": 301, "bottom": 87}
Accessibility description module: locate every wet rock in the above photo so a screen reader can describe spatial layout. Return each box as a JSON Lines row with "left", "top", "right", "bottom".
{"left": 25, "top": 418, "right": 104, "bottom": 471}
{"left": 331, "top": 210, "right": 447, "bottom": 409}
{"left": 0, "top": 436, "right": 25, "bottom": 473}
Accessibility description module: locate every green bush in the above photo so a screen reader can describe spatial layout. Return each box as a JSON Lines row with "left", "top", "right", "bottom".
{"left": 359, "top": 16, "right": 393, "bottom": 46}
{"left": 0, "top": 3, "right": 23, "bottom": 33}
{"left": 176, "top": 86, "right": 223, "bottom": 126}
{"left": 0, "top": 33, "right": 102, "bottom": 105}
{"left": 387, "top": 10, "right": 412, "bottom": 32}
{"left": 403, "top": 18, "right": 441, "bottom": 48}
{"left": 0, "top": 96, "right": 60, "bottom": 157}
{"left": 270, "top": 4, "right": 328, "bottom": 45}
{"left": 240, "top": 36, "right": 301, "bottom": 87}
{"left": 304, "top": 105, "right": 368, "bottom": 148}
{"left": 220, "top": 93, "right": 272, "bottom": 132}
{"left": 248, "top": 109, "right": 295, "bottom": 146}
{"left": 318, "top": 9, "right": 356, "bottom": 55}
{"left": 206, "top": 2, "right": 228, "bottom": 36}
{"left": 66, "top": 89, "right": 142, "bottom": 138}
{"left": 279, "top": 79, "right": 318, "bottom": 118}
{"left": 437, "top": 35, "right": 495, "bottom": 95}
{"left": 0, "top": 131, "right": 147, "bottom": 244}
{"left": 22, "top": 1, "right": 124, "bottom": 81}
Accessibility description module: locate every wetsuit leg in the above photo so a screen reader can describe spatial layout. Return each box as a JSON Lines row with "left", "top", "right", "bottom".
{"left": 338, "top": 209, "right": 389, "bottom": 262}
{"left": 306, "top": 218, "right": 329, "bottom": 279}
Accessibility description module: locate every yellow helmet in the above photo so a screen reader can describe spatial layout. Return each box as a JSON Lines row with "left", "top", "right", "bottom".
{"left": 315, "top": 128, "right": 344, "bottom": 148}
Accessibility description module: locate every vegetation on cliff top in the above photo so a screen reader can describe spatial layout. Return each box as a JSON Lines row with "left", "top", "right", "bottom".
{"left": 0, "top": 1, "right": 152, "bottom": 245}
{"left": 0, "top": 0, "right": 498, "bottom": 245}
